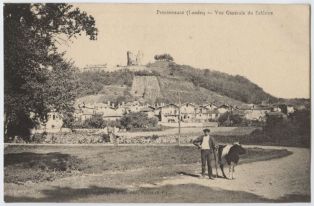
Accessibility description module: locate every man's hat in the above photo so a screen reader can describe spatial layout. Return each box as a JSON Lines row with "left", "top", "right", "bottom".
{"left": 203, "top": 128, "right": 210, "bottom": 133}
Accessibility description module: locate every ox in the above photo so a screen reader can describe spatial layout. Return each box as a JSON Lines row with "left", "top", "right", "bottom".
{"left": 217, "top": 143, "right": 246, "bottom": 179}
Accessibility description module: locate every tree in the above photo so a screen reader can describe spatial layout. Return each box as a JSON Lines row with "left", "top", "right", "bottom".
{"left": 83, "top": 114, "right": 106, "bottom": 129}
{"left": 4, "top": 4, "right": 98, "bottom": 138}
{"left": 218, "top": 112, "right": 243, "bottom": 126}
{"left": 120, "top": 112, "right": 158, "bottom": 130}
{"left": 154, "top": 53, "right": 174, "bottom": 62}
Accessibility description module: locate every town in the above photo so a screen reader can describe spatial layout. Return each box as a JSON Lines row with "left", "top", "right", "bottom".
{"left": 41, "top": 99, "right": 297, "bottom": 133}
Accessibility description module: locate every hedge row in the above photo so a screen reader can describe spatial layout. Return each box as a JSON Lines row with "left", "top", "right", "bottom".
{"left": 7, "top": 129, "right": 308, "bottom": 147}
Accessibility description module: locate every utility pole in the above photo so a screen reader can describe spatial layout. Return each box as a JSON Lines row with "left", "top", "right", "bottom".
{"left": 169, "top": 89, "right": 187, "bottom": 146}
{"left": 178, "top": 91, "right": 181, "bottom": 146}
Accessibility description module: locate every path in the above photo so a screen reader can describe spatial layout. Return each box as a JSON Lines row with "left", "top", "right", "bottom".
{"left": 4, "top": 145, "right": 310, "bottom": 202}
{"left": 140, "top": 145, "right": 310, "bottom": 200}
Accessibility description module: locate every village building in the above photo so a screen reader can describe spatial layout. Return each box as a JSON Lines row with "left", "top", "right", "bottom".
{"left": 208, "top": 109, "right": 220, "bottom": 121}
{"left": 74, "top": 104, "right": 95, "bottom": 122}
{"left": 180, "top": 103, "right": 197, "bottom": 122}
{"left": 266, "top": 111, "right": 288, "bottom": 121}
{"left": 244, "top": 105, "right": 272, "bottom": 121}
{"left": 194, "top": 106, "right": 210, "bottom": 122}
{"left": 203, "top": 103, "right": 218, "bottom": 111}
{"left": 272, "top": 105, "right": 282, "bottom": 113}
{"left": 159, "top": 104, "right": 179, "bottom": 123}
{"left": 287, "top": 105, "right": 295, "bottom": 114}
{"left": 217, "top": 104, "right": 231, "bottom": 114}
{"left": 139, "top": 107, "right": 156, "bottom": 118}
{"left": 31, "top": 111, "right": 64, "bottom": 133}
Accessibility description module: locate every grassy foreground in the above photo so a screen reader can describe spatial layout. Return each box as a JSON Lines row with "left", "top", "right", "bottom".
{"left": 5, "top": 145, "right": 292, "bottom": 184}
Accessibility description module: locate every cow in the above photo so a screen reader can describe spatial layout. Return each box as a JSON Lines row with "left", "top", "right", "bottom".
{"left": 217, "top": 142, "right": 246, "bottom": 179}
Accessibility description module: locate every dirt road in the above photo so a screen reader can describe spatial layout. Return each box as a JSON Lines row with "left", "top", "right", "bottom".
{"left": 141, "top": 145, "right": 310, "bottom": 200}
{"left": 4, "top": 145, "right": 310, "bottom": 202}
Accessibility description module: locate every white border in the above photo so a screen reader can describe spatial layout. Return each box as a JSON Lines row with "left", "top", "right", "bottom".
{"left": 0, "top": 1, "right": 312, "bottom": 206}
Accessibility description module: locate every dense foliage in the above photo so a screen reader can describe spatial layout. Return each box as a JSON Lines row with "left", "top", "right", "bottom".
{"left": 4, "top": 4, "right": 97, "bottom": 138}
{"left": 168, "top": 63, "right": 277, "bottom": 104}
{"left": 154, "top": 53, "right": 174, "bottom": 61}
{"left": 218, "top": 112, "right": 243, "bottom": 126}
{"left": 76, "top": 69, "right": 134, "bottom": 97}
{"left": 120, "top": 112, "right": 158, "bottom": 131}
{"left": 263, "top": 109, "right": 311, "bottom": 147}
{"left": 72, "top": 115, "right": 121, "bottom": 129}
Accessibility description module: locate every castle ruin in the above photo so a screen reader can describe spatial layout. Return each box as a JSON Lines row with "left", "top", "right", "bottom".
{"left": 127, "top": 50, "right": 143, "bottom": 66}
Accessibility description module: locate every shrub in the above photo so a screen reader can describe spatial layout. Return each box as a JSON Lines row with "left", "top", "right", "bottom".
{"left": 120, "top": 112, "right": 158, "bottom": 131}
{"left": 134, "top": 70, "right": 160, "bottom": 76}
{"left": 101, "top": 133, "right": 111, "bottom": 142}
{"left": 83, "top": 114, "right": 106, "bottom": 128}
{"left": 154, "top": 53, "right": 174, "bottom": 62}
{"left": 218, "top": 112, "right": 244, "bottom": 126}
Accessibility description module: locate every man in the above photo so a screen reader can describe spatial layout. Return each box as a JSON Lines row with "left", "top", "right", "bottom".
{"left": 107, "top": 125, "right": 118, "bottom": 146}
{"left": 193, "top": 128, "right": 218, "bottom": 179}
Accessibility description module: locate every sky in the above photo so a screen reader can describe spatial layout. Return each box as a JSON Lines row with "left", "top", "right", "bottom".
{"left": 59, "top": 4, "right": 310, "bottom": 99}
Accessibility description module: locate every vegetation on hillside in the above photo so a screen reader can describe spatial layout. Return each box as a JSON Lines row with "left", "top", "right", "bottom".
{"left": 76, "top": 60, "right": 279, "bottom": 105}
{"left": 166, "top": 63, "right": 278, "bottom": 104}
{"left": 154, "top": 53, "right": 174, "bottom": 61}
{"left": 76, "top": 69, "right": 134, "bottom": 97}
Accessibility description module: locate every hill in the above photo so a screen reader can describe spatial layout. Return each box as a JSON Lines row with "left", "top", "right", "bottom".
{"left": 76, "top": 61, "right": 279, "bottom": 105}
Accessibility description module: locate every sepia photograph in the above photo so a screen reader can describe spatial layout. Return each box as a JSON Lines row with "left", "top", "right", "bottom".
{"left": 3, "top": 3, "right": 311, "bottom": 203}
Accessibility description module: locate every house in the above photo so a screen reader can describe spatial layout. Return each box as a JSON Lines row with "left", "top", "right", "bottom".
{"left": 159, "top": 104, "right": 179, "bottom": 123}
{"left": 208, "top": 109, "right": 220, "bottom": 120}
{"left": 45, "top": 112, "right": 63, "bottom": 132}
{"left": 236, "top": 104, "right": 271, "bottom": 122}
{"left": 74, "top": 104, "right": 95, "bottom": 122}
{"left": 217, "top": 104, "right": 230, "bottom": 114}
{"left": 180, "top": 103, "right": 197, "bottom": 122}
{"left": 103, "top": 115, "right": 123, "bottom": 121}
{"left": 287, "top": 105, "right": 295, "bottom": 114}
{"left": 139, "top": 107, "right": 156, "bottom": 118}
{"left": 272, "top": 104, "right": 282, "bottom": 112}
{"left": 194, "top": 106, "right": 210, "bottom": 122}
{"left": 266, "top": 111, "right": 288, "bottom": 121}
{"left": 244, "top": 105, "right": 271, "bottom": 121}
{"left": 124, "top": 101, "right": 144, "bottom": 113}
{"left": 203, "top": 103, "right": 218, "bottom": 111}
{"left": 31, "top": 111, "right": 64, "bottom": 133}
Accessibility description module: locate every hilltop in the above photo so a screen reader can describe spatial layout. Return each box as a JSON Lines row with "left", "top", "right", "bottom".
{"left": 76, "top": 61, "right": 278, "bottom": 106}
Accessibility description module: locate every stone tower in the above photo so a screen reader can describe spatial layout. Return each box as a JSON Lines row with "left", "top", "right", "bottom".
{"left": 127, "top": 51, "right": 137, "bottom": 66}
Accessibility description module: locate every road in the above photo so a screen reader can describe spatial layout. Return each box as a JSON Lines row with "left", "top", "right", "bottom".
{"left": 4, "top": 145, "right": 310, "bottom": 202}
{"left": 141, "top": 145, "right": 311, "bottom": 200}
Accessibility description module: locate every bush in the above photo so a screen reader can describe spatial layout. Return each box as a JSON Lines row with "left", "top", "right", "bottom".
{"left": 134, "top": 70, "right": 160, "bottom": 76}
{"left": 101, "top": 133, "right": 111, "bottom": 142}
{"left": 218, "top": 112, "right": 244, "bottom": 126}
{"left": 154, "top": 53, "right": 174, "bottom": 62}
{"left": 83, "top": 114, "right": 106, "bottom": 128}
{"left": 120, "top": 112, "right": 158, "bottom": 131}
{"left": 263, "top": 110, "right": 310, "bottom": 147}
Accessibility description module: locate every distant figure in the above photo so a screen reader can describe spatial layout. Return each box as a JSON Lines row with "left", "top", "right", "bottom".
{"left": 107, "top": 126, "right": 118, "bottom": 146}
{"left": 193, "top": 129, "right": 218, "bottom": 179}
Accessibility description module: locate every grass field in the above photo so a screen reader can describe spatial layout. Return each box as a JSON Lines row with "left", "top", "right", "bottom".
{"left": 5, "top": 145, "right": 291, "bottom": 186}
{"left": 119, "top": 126, "right": 258, "bottom": 138}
